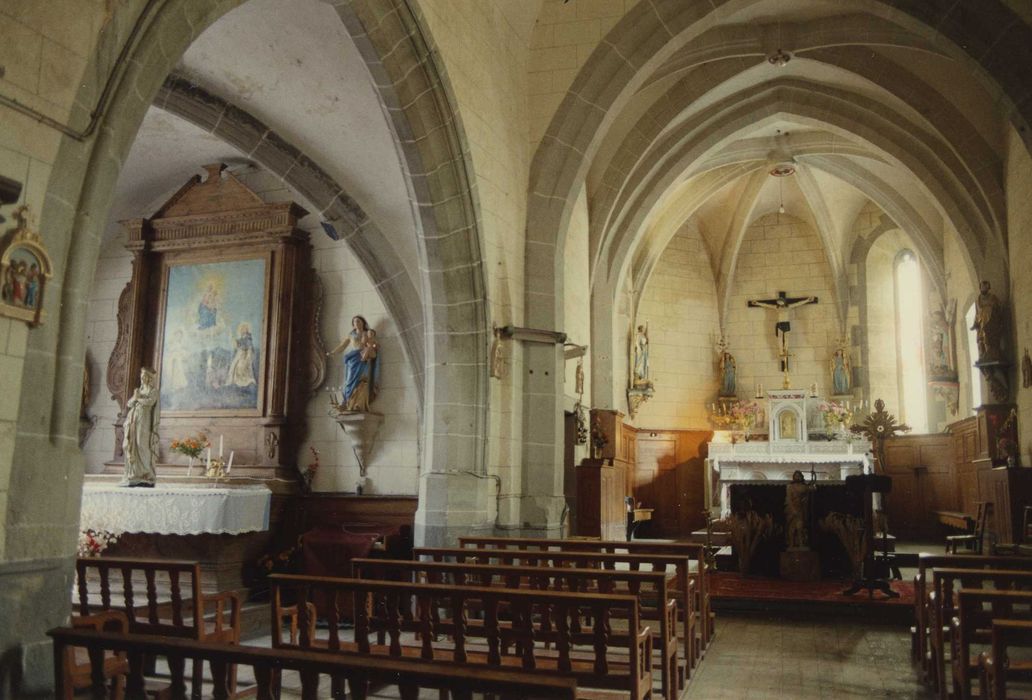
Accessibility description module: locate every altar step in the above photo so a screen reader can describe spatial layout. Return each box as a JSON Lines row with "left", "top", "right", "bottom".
{"left": 689, "top": 529, "right": 730, "bottom": 547}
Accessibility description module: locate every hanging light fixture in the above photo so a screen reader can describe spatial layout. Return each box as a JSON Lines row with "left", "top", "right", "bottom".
{"left": 769, "top": 160, "right": 795, "bottom": 217}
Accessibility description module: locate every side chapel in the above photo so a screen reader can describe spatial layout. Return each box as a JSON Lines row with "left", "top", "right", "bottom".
{"left": 2, "top": 0, "right": 1032, "bottom": 697}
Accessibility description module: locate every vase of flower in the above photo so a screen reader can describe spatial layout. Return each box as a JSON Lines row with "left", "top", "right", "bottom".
{"left": 170, "top": 433, "right": 209, "bottom": 474}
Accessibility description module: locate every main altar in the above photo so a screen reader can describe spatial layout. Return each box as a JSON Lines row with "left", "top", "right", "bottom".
{"left": 706, "top": 390, "right": 871, "bottom": 517}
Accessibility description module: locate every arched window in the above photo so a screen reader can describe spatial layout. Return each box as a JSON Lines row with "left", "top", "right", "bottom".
{"left": 894, "top": 251, "right": 928, "bottom": 432}
{"left": 965, "top": 303, "right": 982, "bottom": 411}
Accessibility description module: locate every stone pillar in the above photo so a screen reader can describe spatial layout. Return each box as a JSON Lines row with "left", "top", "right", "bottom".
{"left": 414, "top": 471, "right": 492, "bottom": 546}
{"left": 518, "top": 341, "right": 566, "bottom": 537}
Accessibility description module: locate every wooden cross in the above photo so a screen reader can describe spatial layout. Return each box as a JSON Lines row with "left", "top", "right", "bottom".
{"left": 747, "top": 291, "right": 818, "bottom": 373}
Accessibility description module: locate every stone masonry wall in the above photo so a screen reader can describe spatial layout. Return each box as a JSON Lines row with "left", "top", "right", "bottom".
{"left": 82, "top": 168, "right": 421, "bottom": 494}
{"left": 416, "top": 0, "right": 537, "bottom": 525}
{"left": 1006, "top": 129, "right": 1032, "bottom": 467}
{"left": 634, "top": 221, "right": 720, "bottom": 430}
{"left": 724, "top": 213, "right": 838, "bottom": 411}
{"left": 528, "top": 0, "right": 633, "bottom": 147}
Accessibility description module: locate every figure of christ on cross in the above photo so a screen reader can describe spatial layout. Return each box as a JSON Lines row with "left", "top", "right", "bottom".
{"left": 747, "top": 291, "right": 819, "bottom": 373}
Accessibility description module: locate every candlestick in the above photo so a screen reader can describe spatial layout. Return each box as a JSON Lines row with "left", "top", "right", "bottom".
{"left": 227, "top": 451, "right": 234, "bottom": 473}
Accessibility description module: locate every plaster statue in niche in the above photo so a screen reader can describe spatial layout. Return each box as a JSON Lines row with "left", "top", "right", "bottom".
{"left": 928, "top": 300, "right": 957, "bottom": 379}
{"left": 122, "top": 367, "right": 160, "bottom": 487}
{"left": 831, "top": 340, "right": 851, "bottom": 395}
{"left": 971, "top": 281, "right": 1004, "bottom": 363}
{"left": 716, "top": 336, "right": 736, "bottom": 397}
{"left": 328, "top": 315, "right": 381, "bottom": 412}
{"left": 633, "top": 322, "right": 650, "bottom": 386}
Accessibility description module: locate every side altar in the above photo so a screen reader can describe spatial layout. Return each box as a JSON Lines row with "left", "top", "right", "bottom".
{"left": 705, "top": 390, "right": 871, "bottom": 517}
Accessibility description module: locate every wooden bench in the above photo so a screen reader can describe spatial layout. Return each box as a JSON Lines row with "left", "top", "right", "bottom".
{"left": 420, "top": 544, "right": 699, "bottom": 663}
{"left": 49, "top": 626, "right": 578, "bottom": 700}
{"left": 75, "top": 557, "right": 241, "bottom": 698}
{"left": 928, "top": 568, "right": 1032, "bottom": 696}
{"left": 952, "top": 589, "right": 1032, "bottom": 700}
{"left": 911, "top": 554, "right": 1032, "bottom": 675}
{"left": 458, "top": 536, "right": 712, "bottom": 649}
{"left": 980, "top": 619, "right": 1032, "bottom": 700}
{"left": 352, "top": 557, "right": 681, "bottom": 699}
{"left": 270, "top": 573, "right": 653, "bottom": 700}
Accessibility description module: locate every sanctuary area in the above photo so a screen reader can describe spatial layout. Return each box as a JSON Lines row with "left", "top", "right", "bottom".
{"left": 2, "top": 0, "right": 1032, "bottom": 698}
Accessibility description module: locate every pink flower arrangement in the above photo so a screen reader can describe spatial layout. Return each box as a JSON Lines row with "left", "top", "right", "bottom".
{"left": 820, "top": 401, "right": 853, "bottom": 429}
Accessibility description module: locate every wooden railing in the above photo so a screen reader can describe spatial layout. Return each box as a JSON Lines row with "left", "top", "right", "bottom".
{"left": 270, "top": 573, "right": 653, "bottom": 700}
{"left": 48, "top": 627, "right": 578, "bottom": 700}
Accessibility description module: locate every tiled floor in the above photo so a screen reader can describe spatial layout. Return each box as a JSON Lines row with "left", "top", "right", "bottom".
{"left": 687, "top": 613, "right": 932, "bottom": 699}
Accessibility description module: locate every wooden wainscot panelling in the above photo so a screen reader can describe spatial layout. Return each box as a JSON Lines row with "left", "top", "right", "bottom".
{"left": 881, "top": 433, "right": 955, "bottom": 539}
{"left": 632, "top": 429, "right": 713, "bottom": 538}
{"left": 296, "top": 494, "right": 418, "bottom": 532}
{"left": 950, "top": 415, "right": 980, "bottom": 517}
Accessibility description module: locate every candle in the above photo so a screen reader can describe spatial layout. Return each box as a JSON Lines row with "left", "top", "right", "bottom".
{"left": 206, "top": 447, "right": 211, "bottom": 468}
{"left": 219, "top": 435, "right": 224, "bottom": 457}
{"left": 227, "top": 451, "right": 234, "bottom": 473}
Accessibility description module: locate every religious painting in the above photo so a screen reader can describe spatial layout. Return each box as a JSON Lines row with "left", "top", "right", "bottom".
{"left": 157, "top": 257, "right": 268, "bottom": 414}
{"left": 0, "top": 205, "right": 53, "bottom": 327}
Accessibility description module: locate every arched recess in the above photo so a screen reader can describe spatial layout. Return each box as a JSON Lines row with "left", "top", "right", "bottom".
{"left": 526, "top": 0, "right": 1030, "bottom": 435}
{"left": 156, "top": 76, "right": 427, "bottom": 403}
{"left": 7, "top": 0, "right": 487, "bottom": 619}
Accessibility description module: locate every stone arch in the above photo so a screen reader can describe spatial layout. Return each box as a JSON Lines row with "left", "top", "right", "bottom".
{"left": 156, "top": 76, "right": 427, "bottom": 404}
{"left": 527, "top": 0, "right": 1032, "bottom": 337}
{"left": 8, "top": 0, "right": 488, "bottom": 562}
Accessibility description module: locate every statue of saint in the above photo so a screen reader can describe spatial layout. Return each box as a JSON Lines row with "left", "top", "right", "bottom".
{"left": 784, "top": 470, "right": 812, "bottom": 549}
{"left": 575, "top": 360, "right": 584, "bottom": 396}
{"left": 831, "top": 341, "right": 851, "bottom": 395}
{"left": 971, "top": 281, "right": 1004, "bottom": 363}
{"left": 122, "top": 367, "right": 160, "bottom": 487}
{"left": 633, "top": 323, "right": 650, "bottom": 386}
{"left": 328, "top": 316, "right": 381, "bottom": 412}
{"left": 717, "top": 336, "right": 736, "bottom": 397}
{"left": 928, "top": 300, "right": 957, "bottom": 378}
{"left": 490, "top": 328, "right": 504, "bottom": 379}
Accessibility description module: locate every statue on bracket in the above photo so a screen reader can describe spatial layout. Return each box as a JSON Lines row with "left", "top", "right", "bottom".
{"left": 121, "top": 367, "right": 160, "bottom": 487}
{"left": 328, "top": 315, "right": 381, "bottom": 412}
{"left": 928, "top": 299, "right": 957, "bottom": 380}
{"left": 831, "top": 338, "right": 851, "bottom": 396}
{"left": 971, "top": 281, "right": 1004, "bottom": 363}
{"left": 627, "top": 321, "right": 654, "bottom": 417}
{"left": 717, "top": 335, "right": 736, "bottom": 397}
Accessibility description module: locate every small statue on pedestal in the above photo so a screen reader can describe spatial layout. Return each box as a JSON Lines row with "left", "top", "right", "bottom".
{"left": 122, "top": 367, "right": 159, "bottom": 487}
{"left": 784, "top": 470, "right": 811, "bottom": 549}
{"left": 327, "top": 315, "right": 381, "bottom": 412}
{"left": 971, "top": 280, "right": 1004, "bottom": 363}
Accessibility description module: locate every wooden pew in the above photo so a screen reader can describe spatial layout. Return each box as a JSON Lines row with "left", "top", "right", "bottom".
{"left": 419, "top": 544, "right": 699, "bottom": 663}
{"left": 951, "top": 589, "right": 1032, "bottom": 700}
{"left": 62, "top": 611, "right": 129, "bottom": 700}
{"left": 928, "top": 568, "right": 1032, "bottom": 697}
{"left": 458, "top": 536, "right": 712, "bottom": 648}
{"left": 74, "top": 557, "right": 241, "bottom": 698}
{"left": 49, "top": 626, "right": 578, "bottom": 700}
{"left": 911, "top": 554, "right": 1032, "bottom": 675}
{"left": 270, "top": 573, "right": 654, "bottom": 700}
{"left": 352, "top": 557, "right": 681, "bottom": 700}
{"left": 980, "top": 619, "right": 1032, "bottom": 700}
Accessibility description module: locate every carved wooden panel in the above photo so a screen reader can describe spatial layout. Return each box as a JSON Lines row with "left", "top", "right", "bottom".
{"left": 106, "top": 282, "right": 132, "bottom": 409}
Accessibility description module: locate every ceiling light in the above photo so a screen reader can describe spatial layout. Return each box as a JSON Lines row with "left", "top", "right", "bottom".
{"left": 767, "top": 49, "right": 791, "bottom": 67}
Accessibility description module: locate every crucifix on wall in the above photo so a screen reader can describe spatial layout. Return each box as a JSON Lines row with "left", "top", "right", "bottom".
{"left": 747, "top": 291, "right": 818, "bottom": 374}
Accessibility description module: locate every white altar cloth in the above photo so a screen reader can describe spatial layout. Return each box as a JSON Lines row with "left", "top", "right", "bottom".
{"left": 706, "top": 441, "right": 871, "bottom": 517}
{"left": 80, "top": 483, "right": 272, "bottom": 535}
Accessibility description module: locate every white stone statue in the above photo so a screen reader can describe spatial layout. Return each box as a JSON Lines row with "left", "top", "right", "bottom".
{"left": 122, "top": 367, "right": 160, "bottom": 487}
{"left": 633, "top": 322, "right": 650, "bottom": 385}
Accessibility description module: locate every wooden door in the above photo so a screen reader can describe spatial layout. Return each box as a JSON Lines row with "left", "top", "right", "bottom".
{"left": 633, "top": 429, "right": 712, "bottom": 538}
{"left": 635, "top": 435, "right": 678, "bottom": 536}
{"left": 883, "top": 434, "right": 955, "bottom": 538}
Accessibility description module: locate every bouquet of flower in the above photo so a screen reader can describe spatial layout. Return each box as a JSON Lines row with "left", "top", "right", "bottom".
{"left": 819, "top": 401, "right": 852, "bottom": 430}
{"left": 729, "top": 400, "right": 762, "bottom": 431}
{"left": 78, "top": 528, "right": 119, "bottom": 558}
{"left": 302, "top": 446, "right": 320, "bottom": 493}
{"left": 170, "top": 433, "right": 209, "bottom": 459}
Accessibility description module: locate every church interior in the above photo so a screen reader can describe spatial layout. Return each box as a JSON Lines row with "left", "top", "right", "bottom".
{"left": 2, "top": 0, "right": 1032, "bottom": 697}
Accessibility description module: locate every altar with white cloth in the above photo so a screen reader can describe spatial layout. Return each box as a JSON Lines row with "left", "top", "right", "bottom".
{"left": 80, "top": 482, "right": 272, "bottom": 535}
{"left": 705, "top": 441, "right": 871, "bottom": 517}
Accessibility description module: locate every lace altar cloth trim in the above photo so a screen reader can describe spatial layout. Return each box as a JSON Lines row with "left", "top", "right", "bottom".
{"left": 710, "top": 453, "right": 871, "bottom": 469}
{"left": 80, "top": 483, "right": 271, "bottom": 535}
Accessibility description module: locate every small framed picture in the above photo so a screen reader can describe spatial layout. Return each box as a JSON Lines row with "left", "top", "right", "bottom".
{"left": 0, "top": 206, "right": 52, "bottom": 327}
